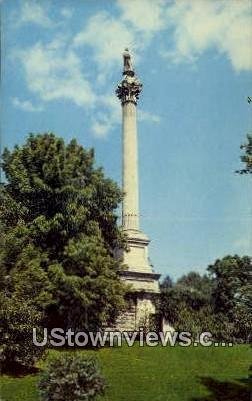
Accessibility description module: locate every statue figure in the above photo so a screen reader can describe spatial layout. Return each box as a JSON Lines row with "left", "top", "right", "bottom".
{"left": 123, "top": 48, "right": 134, "bottom": 76}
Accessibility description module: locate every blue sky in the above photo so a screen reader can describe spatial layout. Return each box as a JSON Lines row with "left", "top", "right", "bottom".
{"left": 1, "top": 0, "right": 252, "bottom": 279}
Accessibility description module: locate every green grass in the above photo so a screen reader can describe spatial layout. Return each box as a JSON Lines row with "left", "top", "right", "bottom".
{"left": 1, "top": 345, "right": 251, "bottom": 401}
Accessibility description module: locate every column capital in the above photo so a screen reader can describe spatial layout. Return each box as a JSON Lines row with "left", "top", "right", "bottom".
{"left": 116, "top": 75, "right": 142, "bottom": 105}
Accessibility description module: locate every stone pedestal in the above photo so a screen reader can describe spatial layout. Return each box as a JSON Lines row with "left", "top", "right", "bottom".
{"left": 118, "top": 231, "right": 160, "bottom": 331}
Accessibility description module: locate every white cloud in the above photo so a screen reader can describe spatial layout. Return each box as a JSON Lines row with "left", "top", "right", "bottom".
{"left": 15, "top": 39, "right": 96, "bottom": 108}
{"left": 74, "top": 0, "right": 252, "bottom": 75}
{"left": 165, "top": 0, "right": 252, "bottom": 71}
{"left": 74, "top": 12, "right": 139, "bottom": 70}
{"left": 118, "top": 0, "right": 167, "bottom": 34}
{"left": 73, "top": 2, "right": 166, "bottom": 71}
{"left": 12, "top": 97, "right": 43, "bottom": 112}
{"left": 138, "top": 109, "right": 161, "bottom": 124}
{"left": 18, "top": 1, "right": 53, "bottom": 27}
{"left": 13, "top": 37, "right": 123, "bottom": 137}
{"left": 91, "top": 95, "right": 121, "bottom": 138}
{"left": 60, "top": 7, "right": 73, "bottom": 19}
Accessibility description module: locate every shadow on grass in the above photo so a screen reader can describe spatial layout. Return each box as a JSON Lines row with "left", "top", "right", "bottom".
{"left": 2, "top": 361, "right": 40, "bottom": 378}
{"left": 191, "top": 376, "right": 251, "bottom": 401}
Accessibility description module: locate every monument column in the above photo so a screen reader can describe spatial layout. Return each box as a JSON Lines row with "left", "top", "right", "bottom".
{"left": 117, "top": 49, "right": 142, "bottom": 232}
{"left": 113, "top": 49, "right": 160, "bottom": 332}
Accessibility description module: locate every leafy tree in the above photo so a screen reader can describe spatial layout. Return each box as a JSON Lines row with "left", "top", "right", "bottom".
{"left": 160, "top": 258, "right": 251, "bottom": 342}
{"left": 177, "top": 271, "right": 213, "bottom": 304}
{"left": 208, "top": 255, "right": 251, "bottom": 315}
{"left": 208, "top": 255, "right": 252, "bottom": 342}
{"left": 237, "top": 134, "right": 252, "bottom": 174}
{"left": 160, "top": 275, "right": 173, "bottom": 290}
{"left": 0, "top": 133, "right": 126, "bottom": 332}
{"left": 177, "top": 271, "right": 212, "bottom": 293}
{"left": 237, "top": 98, "right": 252, "bottom": 174}
{"left": 38, "top": 353, "right": 105, "bottom": 401}
{"left": 160, "top": 272, "right": 213, "bottom": 329}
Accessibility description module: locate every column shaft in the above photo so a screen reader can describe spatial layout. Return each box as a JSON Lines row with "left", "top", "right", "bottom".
{"left": 122, "top": 101, "right": 139, "bottom": 231}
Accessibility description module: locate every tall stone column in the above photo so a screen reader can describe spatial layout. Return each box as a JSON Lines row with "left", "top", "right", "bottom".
{"left": 116, "top": 49, "right": 142, "bottom": 232}
{"left": 113, "top": 49, "right": 160, "bottom": 332}
{"left": 116, "top": 49, "right": 160, "bottom": 278}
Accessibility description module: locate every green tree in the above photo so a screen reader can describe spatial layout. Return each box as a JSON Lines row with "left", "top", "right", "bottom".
{"left": 160, "top": 275, "right": 173, "bottom": 290}
{"left": 160, "top": 272, "right": 213, "bottom": 330}
{"left": 208, "top": 256, "right": 251, "bottom": 314}
{"left": 237, "top": 134, "right": 252, "bottom": 174}
{"left": 237, "top": 97, "right": 252, "bottom": 174}
{"left": 160, "top": 260, "right": 251, "bottom": 342}
{"left": 208, "top": 255, "right": 252, "bottom": 341}
{"left": 0, "top": 133, "right": 126, "bottom": 332}
{"left": 177, "top": 271, "right": 213, "bottom": 304}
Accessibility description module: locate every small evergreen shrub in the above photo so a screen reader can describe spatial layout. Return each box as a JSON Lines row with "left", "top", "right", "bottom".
{"left": 0, "top": 294, "right": 45, "bottom": 373}
{"left": 38, "top": 353, "right": 106, "bottom": 401}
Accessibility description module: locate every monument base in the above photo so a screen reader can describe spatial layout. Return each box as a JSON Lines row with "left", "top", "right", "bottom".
{"left": 110, "top": 229, "right": 161, "bottom": 332}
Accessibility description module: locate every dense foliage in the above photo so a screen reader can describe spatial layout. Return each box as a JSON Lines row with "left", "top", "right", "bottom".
{"left": 160, "top": 255, "right": 252, "bottom": 343}
{"left": 0, "top": 133, "right": 127, "bottom": 371}
{"left": 0, "top": 293, "right": 44, "bottom": 373}
{"left": 38, "top": 353, "right": 105, "bottom": 401}
{"left": 208, "top": 255, "right": 252, "bottom": 342}
{"left": 237, "top": 134, "right": 252, "bottom": 174}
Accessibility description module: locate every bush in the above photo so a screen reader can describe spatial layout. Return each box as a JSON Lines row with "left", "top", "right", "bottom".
{"left": 0, "top": 293, "right": 45, "bottom": 374}
{"left": 38, "top": 353, "right": 106, "bottom": 401}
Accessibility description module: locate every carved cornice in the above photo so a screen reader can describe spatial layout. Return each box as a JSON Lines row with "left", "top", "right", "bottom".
{"left": 120, "top": 271, "right": 161, "bottom": 281}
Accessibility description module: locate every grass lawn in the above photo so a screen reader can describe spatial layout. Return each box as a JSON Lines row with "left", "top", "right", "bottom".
{"left": 0, "top": 345, "right": 251, "bottom": 401}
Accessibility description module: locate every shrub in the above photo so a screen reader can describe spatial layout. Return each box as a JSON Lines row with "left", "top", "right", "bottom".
{"left": 0, "top": 293, "right": 45, "bottom": 374}
{"left": 38, "top": 353, "right": 106, "bottom": 401}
